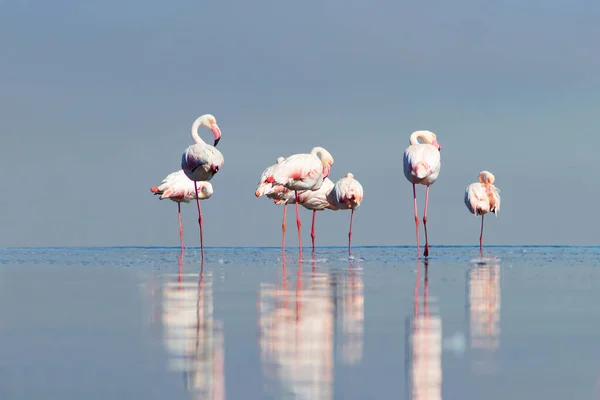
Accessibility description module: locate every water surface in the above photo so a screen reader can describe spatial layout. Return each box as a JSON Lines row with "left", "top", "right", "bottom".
{"left": 0, "top": 246, "right": 598, "bottom": 399}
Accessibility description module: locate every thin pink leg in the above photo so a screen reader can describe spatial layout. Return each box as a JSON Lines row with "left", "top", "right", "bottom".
{"left": 348, "top": 209, "right": 355, "bottom": 257}
{"left": 311, "top": 210, "right": 317, "bottom": 252}
{"left": 295, "top": 191, "right": 303, "bottom": 260}
{"left": 282, "top": 203, "right": 288, "bottom": 259}
{"left": 423, "top": 184, "right": 430, "bottom": 257}
{"left": 480, "top": 214, "right": 485, "bottom": 253}
{"left": 412, "top": 183, "right": 420, "bottom": 258}
{"left": 177, "top": 202, "right": 184, "bottom": 253}
{"left": 194, "top": 181, "right": 205, "bottom": 260}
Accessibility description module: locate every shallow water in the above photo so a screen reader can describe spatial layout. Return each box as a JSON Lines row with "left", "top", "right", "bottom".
{"left": 0, "top": 246, "right": 599, "bottom": 399}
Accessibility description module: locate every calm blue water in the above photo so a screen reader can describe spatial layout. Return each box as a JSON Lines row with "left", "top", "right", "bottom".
{"left": 0, "top": 246, "right": 599, "bottom": 399}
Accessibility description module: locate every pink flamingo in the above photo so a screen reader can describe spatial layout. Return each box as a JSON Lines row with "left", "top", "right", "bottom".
{"left": 264, "top": 147, "right": 334, "bottom": 260}
{"left": 403, "top": 130, "right": 441, "bottom": 257}
{"left": 464, "top": 171, "right": 501, "bottom": 252}
{"left": 151, "top": 170, "right": 214, "bottom": 252}
{"left": 181, "top": 114, "right": 224, "bottom": 260}
{"left": 255, "top": 157, "right": 294, "bottom": 255}
{"left": 327, "top": 173, "right": 364, "bottom": 257}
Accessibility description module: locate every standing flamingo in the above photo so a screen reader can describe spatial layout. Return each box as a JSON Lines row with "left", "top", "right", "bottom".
{"left": 403, "top": 130, "right": 441, "bottom": 258}
{"left": 328, "top": 173, "right": 364, "bottom": 257}
{"left": 151, "top": 170, "right": 214, "bottom": 252}
{"left": 290, "top": 177, "right": 336, "bottom": 253}
{"left": 181, "top": 114, "right": 224, "bottom": 260}
{"left": 464, "top": 170, "right": 501, "bottom": 252}
{"left": 264, "top": 147, "right": 334, "bottom": 260}
{"left": 255, "top": 157, "right": 295, "bottom": 256}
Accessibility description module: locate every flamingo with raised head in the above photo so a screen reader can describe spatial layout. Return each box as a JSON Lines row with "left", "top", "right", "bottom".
{"left": 264, "top": 147, "right": 334, "bottom": 260}
{"left": 328, "top": 173, "right": 364, "bottom": 257}
{"left": 255, "top": 157, "right": 294, "bottom": 256}
{"left": 464, "top": 170, "right": 501, "bottom": 252}
{"left": 151, "top": 170, "right": 214, "bottom": 252}
{"left": 403, "top": 130, "right": 441, "bottom": 258}
{"left": 181, "top": 114, "right": 224, "bottom": 259}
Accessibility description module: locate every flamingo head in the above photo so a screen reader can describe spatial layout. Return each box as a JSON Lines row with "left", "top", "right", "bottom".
{"left": 478, "top": 171, "right": 496, "bottom": 185}
{"left": 196, "top": 182, "right": 214, "bottom": 199}
{"left": 410, "top": 130, "right": 441, "bottom": 151}
{"left": 311, "top": 147, "right": 334, "bottom": 178}
{"left": 199, "top": 114, "right": 222, "bottom": 146}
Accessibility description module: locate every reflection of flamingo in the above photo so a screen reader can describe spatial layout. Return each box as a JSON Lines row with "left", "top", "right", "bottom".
{"left": 151, "top": 170, "right": 214, "bottom": 252}
{"left": 465, "top": 171, "right": 501, "bottom": 252}
{"left": 258, "top": 258, "right": 335, "bottom": 399}
{"left": 328, "top": 173, "right": 364, "bottom": 257}
{"left": 160, "top": 261, "right": 226, "bottom": 400}
{"left": 181, "top": 114, "right": 224, "bottom": 260}
{"left": 409, "top": 259, "right": 442, "bottom": 400}
{"left": 263, "top": 147, "right": 335, "bottom": 259}
{"left": 337, "top": 258, "right": 365, "bottom": 365}
{"left": 403, "top": 131, "right": 442, "bottom": 258}
{"left": 468, "top": 264, "right": 501, "bottom": 351}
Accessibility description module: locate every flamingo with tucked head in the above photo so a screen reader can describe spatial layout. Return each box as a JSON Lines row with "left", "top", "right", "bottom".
{"left": 151, "top": 170, "right": 213, "bottom": 252}
{"left": 465, "top": 171, "right": 501, "bottom": 252}
{"left": 180, "top": 114, "right": 224, "bottom": 259}
{"left": 403, "top": 130, "right": 441, "bottom": 258}
{"left": 264, "top": 147, "right": 334, "bottom": 260}
{"left": 328, "top": 173, "right": 364, "bottom": 257}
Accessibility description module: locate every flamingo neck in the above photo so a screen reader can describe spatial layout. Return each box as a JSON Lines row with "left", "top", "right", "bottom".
{"left": 191, "top": 118, "right": 207, "bottom": 145}
{"left": 409, "top": 131, "right": 424, "bottom": 145}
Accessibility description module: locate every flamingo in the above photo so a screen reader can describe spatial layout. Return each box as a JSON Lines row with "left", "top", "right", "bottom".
{"left": 255, "top": 157, "right": 295, "bottom": 256}
{"left": 151, "top": 170, "right": 214, "bottom": 252}
{"left": 264, "top": 147, "right": 335, "bottom": 260}
{"left": 181, "top": 114, "right": 224, "bottom": 260}
{"left": 464, "top": 170, "right": 501, "bottom": 252}
{"left": 327, "top": 173, "right": 364, "bottom": 257}
{"left": 289, "top": 178, "right": 336, "bottom": 253}
{"left": 403, "top": 130, "right": 441, "bottom": 258}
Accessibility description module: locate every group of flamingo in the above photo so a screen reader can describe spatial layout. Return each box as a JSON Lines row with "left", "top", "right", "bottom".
{"left": 150, "top": 115, "right": 501, "bottom": 260}
{"left": 254, "top": 147, "right": 364, "bottom": 260}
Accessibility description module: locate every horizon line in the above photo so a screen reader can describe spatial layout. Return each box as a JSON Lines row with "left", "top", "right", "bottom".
{"left": 0, "top": 245, "right": 598, "bottom": 250}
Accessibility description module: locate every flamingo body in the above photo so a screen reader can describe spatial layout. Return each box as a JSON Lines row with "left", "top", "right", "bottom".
{"left": 151, "top": 170, "right": 214, "bottom": 203}
{"left": 267, "top": 147, "right": 334, "bottom": 192}
{"left": 464, "top": 171, "right": 501, "bottom": 216}
{"left": 328, "top": 173, "right": 363, "bottom": 211}
{"left": 402, "top": 130, "right": 442, "bottom": 258}
{"left": 465, "top": 171, "right": 501, "bottom": 251}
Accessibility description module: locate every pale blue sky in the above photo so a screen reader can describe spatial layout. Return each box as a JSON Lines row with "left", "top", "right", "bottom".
{"left": 1, "top": 0, "right": 599, "bottom": 247}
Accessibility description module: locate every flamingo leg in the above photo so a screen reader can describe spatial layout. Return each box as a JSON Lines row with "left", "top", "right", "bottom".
{"left": 282, "top": 203, "right": 288, "bottom": 259}
{"left": 311, "top": 210, "right": 317, "bottom": 252}
{"left": 193, "top": 181, "right": 205, "bottom": 260}
{"left": 423, "top": 184, "right": 430, "bottom": 257}
{"left": 295, "top": 191, "right": 303, "bottom": 260}
{"left": 348, "top": 208, "right": 355, "bottom": 257}
{"left": 177, "top": 202, "right": 184, "bottom": 253}
{"left": 480, "top": 214, "right": 485, "bottom": 253}
{"left": 412, "top": 183, "right": 420, "bottom": 258}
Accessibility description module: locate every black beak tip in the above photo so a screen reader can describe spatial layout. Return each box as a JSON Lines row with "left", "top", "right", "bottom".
{"left": 213, "top": 138, "right": 221, "bottom": 147}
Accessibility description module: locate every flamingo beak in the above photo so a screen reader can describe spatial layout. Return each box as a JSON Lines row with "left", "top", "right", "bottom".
{"left": 323, "top": 164, "right": 331, "bottom": 178}
{"left": 432, "top": 139, "right": 441, "bottom": 151}
{"left": 211, "top": 123, "right": 222, "bottom": 146}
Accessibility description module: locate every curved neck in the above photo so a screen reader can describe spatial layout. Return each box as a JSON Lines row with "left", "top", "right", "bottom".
{"left": 191, "top": 118, "right": 206, "bottom": 145}
{"left": 311, "top": 146, "right": 328, "bottom": 162}
{"left": 409, "top": 131, "right": 424, "bottom": 145}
